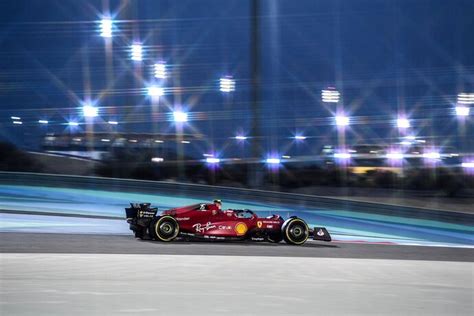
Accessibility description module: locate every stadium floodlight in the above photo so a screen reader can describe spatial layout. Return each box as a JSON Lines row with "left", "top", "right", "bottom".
{"left": 294, "top": 135, "right": 307, "bottom": 140}
{"left": 455, "top": 106, "right": 470, "bottom": 117}
{"left": 386, "top": 152, "right": 404, "bottom": 160}
{"left": 457, "top": 93, "right": 474, "bottom": 105}
{"left": 68, "top": 122, "right": 79, "bottom": 126}
{"left": 13, "top": 121, "right": 22, "bottom": 125}
{"left": 82, "top": 105, "right": 98, "bottom": 117}
{"left": 422, "top": 152, "right": 441, "bottom": 159}
{"left": 108, "top": 121, "right": 118, "bottom": 125}
{"left": 220, "top": 76, "right": 235, "bottom": 93}
{"left": 173, "top": 111, "right": 188, "bottom": 122}
{"left": 206, "top": 157, "right": 220, "bottom": 164}
{"left": 154, "top": 62, "right": 167, "bottom": 79}
{"left": 100, "top": 18, "right": 113, "bottom": 37}
{"left": 10, "top": 116, "right": 21, "bottom": 120}
{"left": 131, "top": 44, "right": 143, "bottom": 61}
{"left": 38, "top": 120, "right": 49, "bottom": 124}
{"left": 147, "top": 86, "right": 164, "bottom": 97}
{"left": 397, "top": 118, "right": 410, "bottom": 129}
{"left": 101, "top": 138, "right": 110, "bottom": 142}
{"left": 461, "top": 162, "right": 474, "bottom": 168}
{"left": 334, "top": 152, "right": 351, "bottom": 159}
{"left": 335, "top": 115, "right": 349, "bottom": 126}
{"left": 321, "top": 89, "right": 340, "bottom": 103}
{"left": 266, "top": 158, "right": 281, "bottom": 164}
{"left": 235, "top": 135, "right": 248, "bottom": 140}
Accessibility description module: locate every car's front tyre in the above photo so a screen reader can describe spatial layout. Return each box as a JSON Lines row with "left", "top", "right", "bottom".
{"left": 282, "top": 218, "right": 309, "bottom": 245}
{"left": 150, "top": 216, "right": 180, "bottom": 242}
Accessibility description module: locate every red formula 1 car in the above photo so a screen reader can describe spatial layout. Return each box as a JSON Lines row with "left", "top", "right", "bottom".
{"left": 125, "top": 201, "right": 331, "bottom": 245}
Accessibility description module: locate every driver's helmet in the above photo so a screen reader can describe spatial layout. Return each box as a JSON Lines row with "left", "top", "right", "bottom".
{"left": 213, "top": 199, "right": 222, "bottom": 209}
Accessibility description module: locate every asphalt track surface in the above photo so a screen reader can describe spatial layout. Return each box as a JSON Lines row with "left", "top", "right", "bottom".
{"left": 1, "top": 232, "right": 473, "bottom": 262}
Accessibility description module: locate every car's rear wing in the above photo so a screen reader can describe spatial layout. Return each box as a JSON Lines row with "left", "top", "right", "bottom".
{"left": 125, "top": 203, "right": 158, "bottom": 221}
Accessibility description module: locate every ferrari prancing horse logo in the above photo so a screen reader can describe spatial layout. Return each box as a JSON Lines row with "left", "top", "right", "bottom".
{"left": 257, "top": 221, "right": 262, "bottom": 228}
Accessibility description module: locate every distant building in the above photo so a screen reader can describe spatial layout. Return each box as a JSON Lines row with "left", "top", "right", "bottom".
{"left": 41, "top": 132, "right": 205, "bottom": 161}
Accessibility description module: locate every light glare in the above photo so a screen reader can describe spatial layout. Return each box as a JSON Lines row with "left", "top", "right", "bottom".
{"left": 206, "top": 157, "right": 220, "bottom": 164}
{"left": 386, "top": 152, "right": 404, "bottom": 160}
{"left": 266, "top": 158, "right": 281, "bottom": 164}
{"left": 397, "top": 118, "right": 410, "bottom": 128}
{"left": 335, "top": 115, "right": 349, "bottom": 126}
{"left": 147, "top": 86, "right": 164, "bottom": 97}
{"left": 334, "top": 152, "right": 351, "bottom": 159}
{"left": 423, "top": 152, "right": 441, "bottom": 159}
{"left": 455, "top": 106, "right": 470, "bottom": 116}
{"left": 82, "top": 105, "right": 98, "bottom": 117}
{"left": 173, "top": 111, "right": 188, "bottom": 122}
{"left": 151, "top": 157, "right": 164, "bottom": 163}
{"left": 38, "top": 120, "right": 49, "bottom": 124}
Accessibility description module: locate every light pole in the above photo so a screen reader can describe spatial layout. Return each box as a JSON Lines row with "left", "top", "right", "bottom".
{"left": 82, "top": 103, "right": 98, "bottom": 153}
{"left": 250, "top": 0, "right": 263, "bottom": 187}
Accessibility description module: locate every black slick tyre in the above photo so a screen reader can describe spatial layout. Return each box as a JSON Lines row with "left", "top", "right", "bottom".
{"left": 282, "top": 218, "right": 309, "bottom": 245}
{"left": 150, "top": 216, "right": 180, "bottom": 242}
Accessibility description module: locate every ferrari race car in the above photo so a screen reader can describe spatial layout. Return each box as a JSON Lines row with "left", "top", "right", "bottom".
{"left": 125, "top": 202, "right": 331, "bottom": 245}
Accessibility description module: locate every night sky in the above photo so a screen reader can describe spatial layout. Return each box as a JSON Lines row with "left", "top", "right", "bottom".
{"left": 0, "top": 0, "right": 473, "bottom": 157}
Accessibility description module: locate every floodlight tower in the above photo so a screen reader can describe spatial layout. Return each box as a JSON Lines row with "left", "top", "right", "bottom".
{"left": 220, "top": 76, "right": 235, "bottom": 93}
{"left": 321, "top": 88, "right": 340, "bottom": 103}
{"left": 456, "top": 93, "right": 472, "bottom": 117}
{"left": 154, "top": 62, "right": 167, "bottom": 79}
{"left": 456, "top": 92, "right": 473, "bottom": 157}
{"left": 100, "top": 18, "right": 113, "bottom": 38}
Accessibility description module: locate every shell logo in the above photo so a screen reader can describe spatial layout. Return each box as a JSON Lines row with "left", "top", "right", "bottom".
{"left": 234, "top": 222, "right": 248, "bottom": 236}
{"left": 257, "top": 221, "right": 262, "bottom": 228}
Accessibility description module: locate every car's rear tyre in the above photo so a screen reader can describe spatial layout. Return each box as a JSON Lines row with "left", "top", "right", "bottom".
{"left": 134, "top": 228, "right": 145, "bottom": 239}
{"left": 283, "top": 218, "right": 309, "bottom": 245}
{"left": 150, "top": 216, "right": 179, "bottom": 242}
